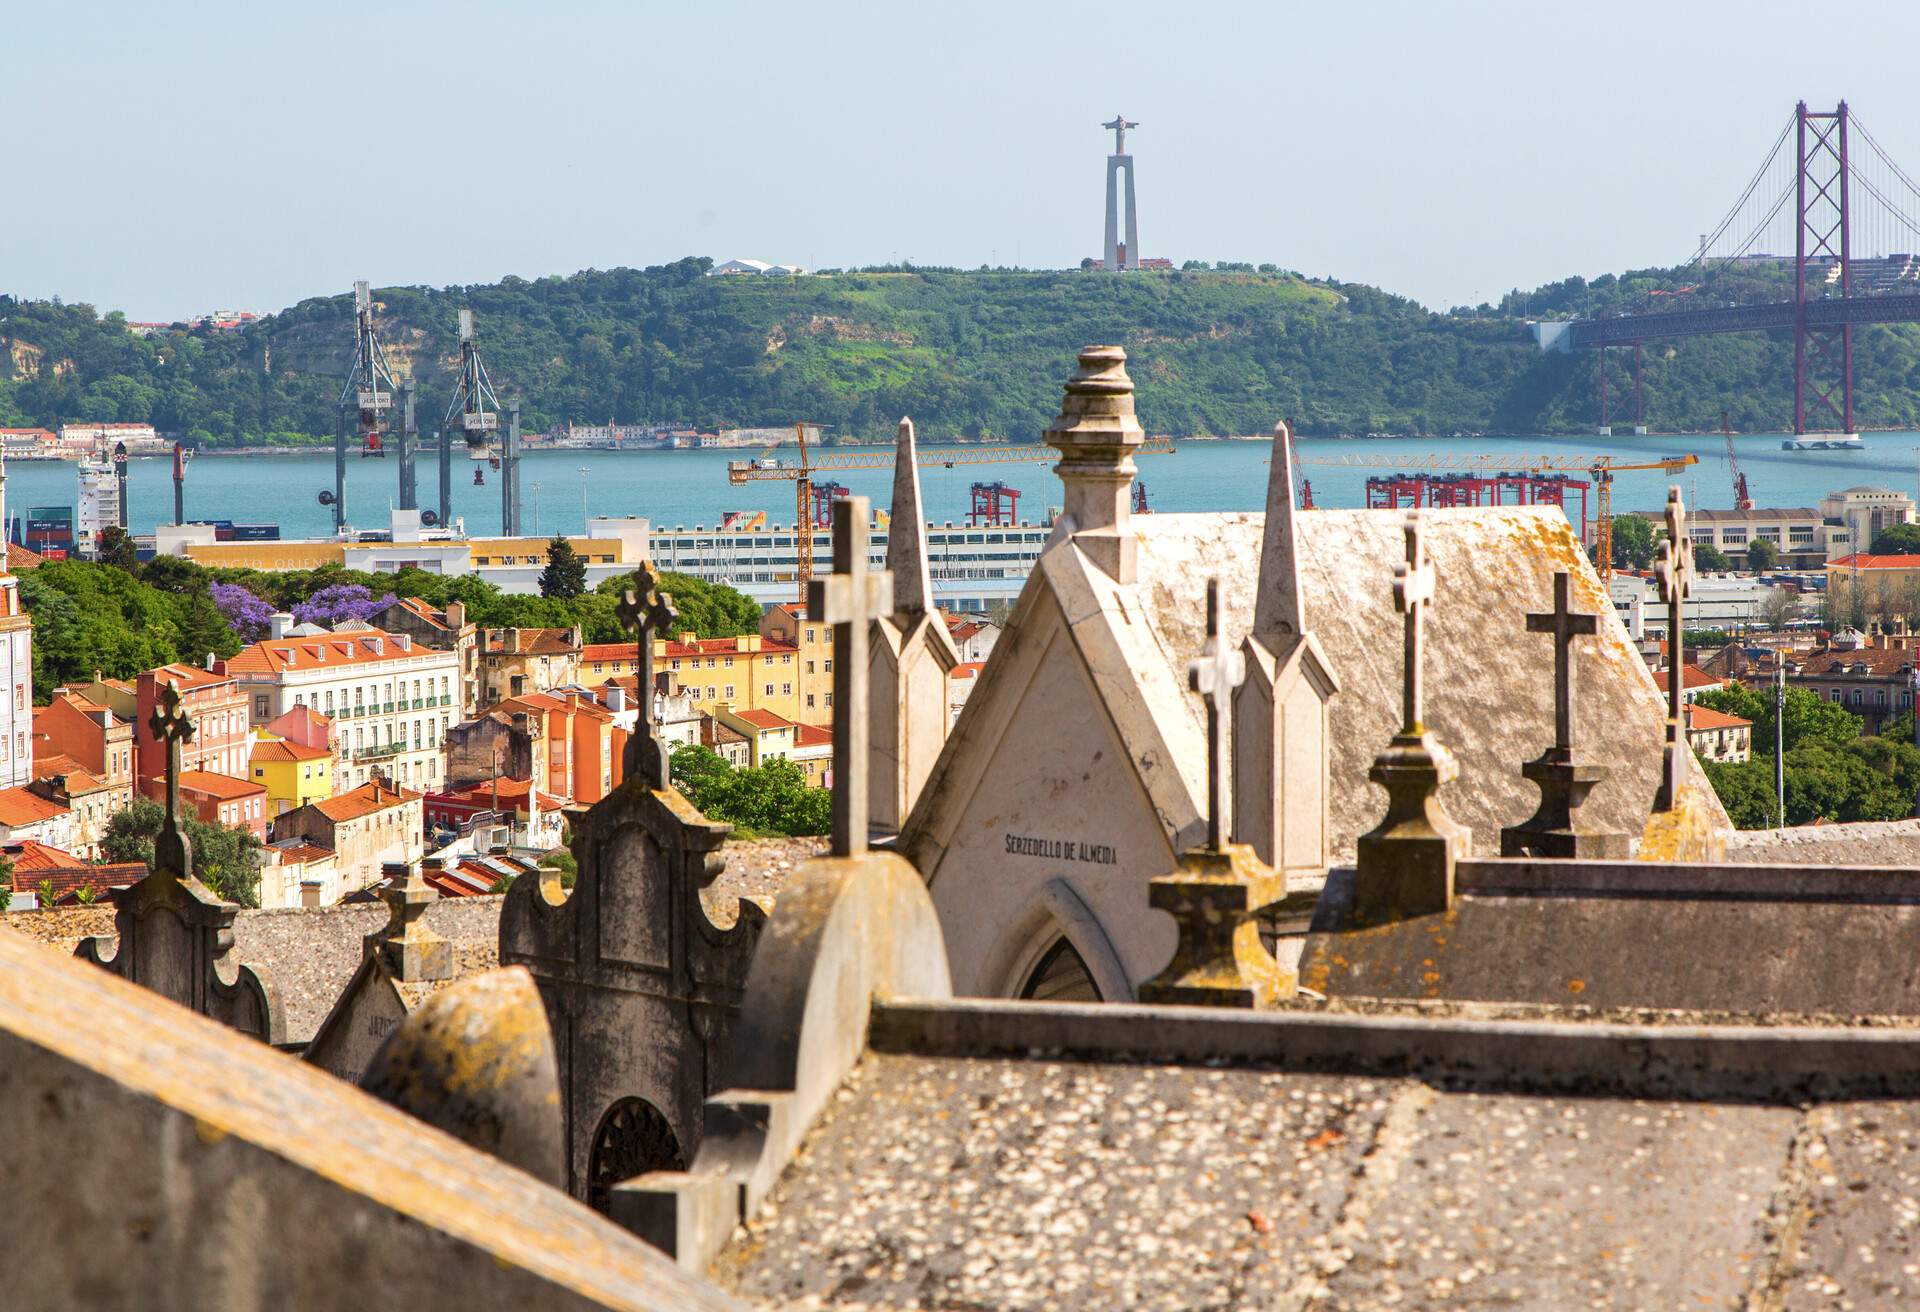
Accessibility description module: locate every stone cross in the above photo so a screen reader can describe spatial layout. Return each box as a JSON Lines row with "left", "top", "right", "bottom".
{"left": 617, "top": 562, "right": 678, "bottom": 789}
{"left": 1532, "top": 571, "right": 1599, "bottom": 758}
{"left": 149, "top": 679, "right": 195, "bottom": 877}
{"left": 1500, "top": 570, "right": 1628, "bottom": 858}
{"left": 807, "top": 496, "right": 892, "bottom": 856}
{"left": 1187, "top": 577, "right": 1246, "bottom": 851}
{"left": 1392, "top": 514, "right": 1437, "bottom": 735}
{"left": 1653, "top": 487, "right": 1694, "bottom": 810}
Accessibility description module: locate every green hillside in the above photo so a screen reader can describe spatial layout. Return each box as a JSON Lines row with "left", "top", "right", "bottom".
{"left": 6, "top": 257, "right": 1920, "bottom": 441}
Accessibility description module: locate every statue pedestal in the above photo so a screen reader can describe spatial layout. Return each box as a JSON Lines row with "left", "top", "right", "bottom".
{"left": 1500, "top": 752, "right": 1631, "bottom": 859}
{"left": 1140, "top": 844, "right": 1294, "bottom": 1009}
{"left": 1353, "top": 731, "right": 1470, "bottom": 923}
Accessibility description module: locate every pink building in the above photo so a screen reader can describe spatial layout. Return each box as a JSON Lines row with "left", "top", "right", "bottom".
{"left": 135, "top": 664, "right": 250, "bottom": 787}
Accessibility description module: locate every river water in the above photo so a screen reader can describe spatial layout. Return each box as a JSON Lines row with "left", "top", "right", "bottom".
{"left": 12, "top": 430, "right": 1920, "bottom": 541}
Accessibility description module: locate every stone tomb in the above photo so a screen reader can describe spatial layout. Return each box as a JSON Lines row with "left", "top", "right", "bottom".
{"left": 0, "top": 928, "right": 739, "bottom": 1310}
{"left": 902, "top": 346, "right": 1725, "bottom": 1003}
{"left": 303, "top": 861, "right": 459, "bottom": 1083}
{"left": 501, "top": 565, "right": 763, "bottom": 1209}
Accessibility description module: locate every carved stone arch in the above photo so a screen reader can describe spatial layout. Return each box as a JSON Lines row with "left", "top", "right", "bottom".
{"left": 996, "top": 877, "right": 1133, "bottom": 1003}
{"left": 587, "top": 1095, "right": 684, "bottom": 1215}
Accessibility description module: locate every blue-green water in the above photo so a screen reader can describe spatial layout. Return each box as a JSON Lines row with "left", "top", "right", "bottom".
{"left": 11, "top": 431, "right": 1920, "bottom": 541}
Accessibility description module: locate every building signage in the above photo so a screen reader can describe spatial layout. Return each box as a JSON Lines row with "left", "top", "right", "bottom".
{"left": 1003, "top": 832, "right": 1118, "bottom": 866}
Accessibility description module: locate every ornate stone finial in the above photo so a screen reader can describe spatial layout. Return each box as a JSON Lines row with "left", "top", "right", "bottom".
{"left": 1653, "top": 487, "right": 1695, "bottom": 811}
{"left": 1187, "top": 577, "right": 1246, "bottom": 851}
{"left": 1352, "top": 514, "right": 1469, "bottom": 922}
{"left": 807, "top": 496, "right": 892, "bottom": 856}
{"left": 1500, "top": 571, "right": 1629, "bottom": 858}
{"left": 1142, "top": 581, "right": 1295, "bottom": 1010}
{"left": 616, "top": 562, "right": 678, "bottom": 789}
{"left": 149, "top": 679, "right": 195, "bottom": 880}
{"left": 1044, "top": 345, "right": 1145, "bottom": 582}
{"left": 368, "top": 861, "right": 451, "bottom": 982}
{"left": 885, "top": 416, "right": 933, "bottom": 618}
{"left": 1254, "top": 421, "right": 1304, "bottom": 638}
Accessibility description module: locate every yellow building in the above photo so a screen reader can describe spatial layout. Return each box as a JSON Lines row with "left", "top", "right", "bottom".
{"left": 656, "top": 631, "right": 802, "bottom": 721}
{"left": 249, "top": 736, "right": 334, "bottom": 819}
{"left": 757, "top": 604, "right": 836, "bottom": 722}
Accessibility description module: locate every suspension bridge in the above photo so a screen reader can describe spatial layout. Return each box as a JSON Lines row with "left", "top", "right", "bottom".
{"left": 1541, "top": 101, "right": 1920, "bottom": 437}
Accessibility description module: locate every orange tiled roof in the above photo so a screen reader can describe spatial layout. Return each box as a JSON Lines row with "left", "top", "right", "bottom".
{"left": 225, "top": 629, "right": 425, "bottom": 675}
{"left": 497, "top": 691, "right": 613, "bottom": 723}
{"left": 0, "top": 786, "right": 69, "bottom": 827}
{"left": 951, "top": 661, "right": 985, "bottom": 680}
{"left": 1828, "top": 553, "right": 1920, "bottom": 570}
{"left": 580, "top": 643, "right": 635, "bottom": 663}
{"left": 8, "top": 839, "right": 84, "bottom": 871}
{"left": 660, "top": 636, "right": 796, "bottom": 658}
{"left": 389, "top": 596, "right": 451, "bottom": 629}
{"left": 1796, "top": 647, "right": 1918, "bottom": 676}
{"left": 1686, "top": 705, "right": 1753, "bottom": 731}
{"left": 483, "top": 628, "right": 577, "bottom": 656}
{"left": 147, "top": 662, "right": 235, "bottom": 692}
{"left": 730, "top": 708, "right": 793, "bottom": 730}
{"left": 310, "top": 780, "right": 420, "bottom": 822}
{"left": 267, "top": 842, "right": 334, "bottom": 865}
{"left": 793, "top": 723, "right": 832, "bottom": 748}
{"left": 177, "top": 770, "right": 265, "bottom": 801}
{"left": 250, "top": 738, "right": 331, "bottom": 763}
{"left": 1680, "top": 664, "right": 1727, "bottom": 689}
{"left": 5, "top": 543, "right": 44, "bottom": 570}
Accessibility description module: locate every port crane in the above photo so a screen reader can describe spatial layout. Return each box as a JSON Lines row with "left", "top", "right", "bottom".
{"left": 727, "top": 425, "right": 1175, "bottom": 606}
{"left": 1722, "top": 410, "right": 1753, "bottom": 513}
{"left": 1296, "top": 450, "right": 1700, "bottom": 584}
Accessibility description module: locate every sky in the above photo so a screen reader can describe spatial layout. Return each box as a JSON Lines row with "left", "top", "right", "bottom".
{"left": 8, "top": 0, "right": 1920, "bottom": 321}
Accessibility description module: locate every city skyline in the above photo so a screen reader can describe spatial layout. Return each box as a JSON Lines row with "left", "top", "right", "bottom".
{"left": 9, "top": 1, "right": 1920, "bottom": 321}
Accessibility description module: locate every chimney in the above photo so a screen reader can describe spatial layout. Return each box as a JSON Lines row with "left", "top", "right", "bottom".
{"left": 1043, "top": 345, "right": 1144, "bottom": 583}
{"left": 446, "top": 600, "right": 465, "bottom": 630}
{"left": 268, "top": 612, "right": 294, "bottom": 640}
{"left": 204, "top": 651, "right": 215, "bottom": 671}
{"left": 607, "top": 684, "right": 627, "bottom": 713}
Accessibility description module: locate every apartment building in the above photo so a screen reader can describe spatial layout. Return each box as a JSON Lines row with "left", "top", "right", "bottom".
{"left": 220, "top": 628, "right": 461, "bottom": 793}
{"left": 134, "top": 664, "right": 250, "bottom": 786}
{"left": 373, "top": 597, "right": 480, "bottom": 718}
{"left": 758, "top": 605, "right": 834, "bottom": 718}
{"left": 656, "top": 630, "right": 802, "bottom": 720}
{"left": 36, "top": 689, "right": 134, "bottom": 792}
{"left": 274, "top": 780, "right": 424, "bottom": 894}
{"left": 478, "top": 627, "right": 582, "bottom": 704}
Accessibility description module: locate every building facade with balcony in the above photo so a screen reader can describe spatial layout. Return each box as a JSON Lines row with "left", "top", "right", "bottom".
{"left": 220, "top": 628, "right": 460, "bottom": 794}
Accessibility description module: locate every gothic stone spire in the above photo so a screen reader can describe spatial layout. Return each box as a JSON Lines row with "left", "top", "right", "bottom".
{"left": 884, "top": 417, "right": 933, "bottom": 619}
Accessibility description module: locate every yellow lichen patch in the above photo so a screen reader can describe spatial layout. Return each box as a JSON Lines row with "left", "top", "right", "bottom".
{"left": 1567, "top": 979, "right": 1587, "bottom": 995}
{"left": 193, "top": 1118, "right": 229, "bottom": 1146}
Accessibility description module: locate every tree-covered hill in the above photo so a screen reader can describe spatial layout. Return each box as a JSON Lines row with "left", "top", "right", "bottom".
{"left": 7, "top": 257, "right": 1920, "bottom": 441}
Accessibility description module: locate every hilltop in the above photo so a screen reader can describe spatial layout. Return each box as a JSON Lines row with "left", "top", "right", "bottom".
{"left": 6, "top": 257, "right": 1920, "bottom": 441}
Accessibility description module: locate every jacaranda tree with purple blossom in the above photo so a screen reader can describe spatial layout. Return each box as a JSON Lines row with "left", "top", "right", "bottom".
{"left": 292, "top": 583, "right": 398, "bottom": 630}
{"left": 210, "top": 581, "right": 276, "bottom": 642}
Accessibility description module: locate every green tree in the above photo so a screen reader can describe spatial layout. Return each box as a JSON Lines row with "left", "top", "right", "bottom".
{"left": 1695, "top": 684, "right": 1861, "bottom": 754}
{"left": 1610, "top": 515, "right": 1657, "bottom": 570}
{"left": 600, "top": 571, "right": 760, "bottom": 638}
{"left": 95, "top": 525, "right": 138, "bottom": 571}
{"left": 1746, "top": 538, "right": 1778, "bottom": 572}
{"left": 667, "top": 744, "right": 828, "bottom": 836}
{"left": 100, "top": 797, "right": 261, "bottom": 907}
{"left": 538, "top": 534, "right": 587, "bottom": 599}
{"left": 0, "top": 850, "right": 12, "bottom": 912}
{"left": 1870, "top": 523, "right": 1920, "bottom": 554}
{"left": 1694, "top": 543, "right": 1733, "bottom": 572}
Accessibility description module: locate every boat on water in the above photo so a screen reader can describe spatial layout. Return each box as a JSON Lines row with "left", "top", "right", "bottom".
{"left": 1782, "top": 434, "right": 1866, "bottom": 451}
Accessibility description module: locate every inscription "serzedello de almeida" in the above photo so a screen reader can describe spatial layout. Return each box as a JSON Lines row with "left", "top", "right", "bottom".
{"left": 1004, "top": 833, "right": 1118, "bottom": 865}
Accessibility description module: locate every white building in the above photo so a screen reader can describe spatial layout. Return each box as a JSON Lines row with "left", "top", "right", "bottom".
{"left": 0, "top": 459, "right": 32, "bottom": 787}
{"left": 221, "top": 625, "right": 461, "bottom": 794}
{"left": 708, "top": 258, "right": 809, "bottom": 276}
{"left": 76, "top": 458, "right": 120, "bottom": 557}
{"left": 1610, "top": 572, "right": 1786, "bottom": 639}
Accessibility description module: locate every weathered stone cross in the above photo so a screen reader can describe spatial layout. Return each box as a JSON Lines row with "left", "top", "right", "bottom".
{"left": 149, "top": 679, "right": 195, "bottom": 877}
{"left": 1187, "top": 576, "right": 1246, "bottom": 851}
{"left": 1392, "top": 514, "right": 1437, "bottom": 736}
{"left": 807, "top": 496, "right": 892, "bottom": 856}
{"left": 1653, "top": 487, "right": 1694, "bottom": 810}
{"left": 617, "top": 562, "right": 679, "bottom": 789}
{"left": 1531, "top": 570, "right": 1599, "bottom": 760}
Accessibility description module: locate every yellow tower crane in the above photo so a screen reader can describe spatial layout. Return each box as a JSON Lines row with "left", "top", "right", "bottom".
{"left": 727, "top": 425, "right": 1175, "bottom": 607}
{"left": 1296, "top": 450, "right": 1700, "bottom": 584}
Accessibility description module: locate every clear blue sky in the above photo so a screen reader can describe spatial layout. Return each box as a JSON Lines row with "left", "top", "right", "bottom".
{"left": 9, "top": 0, "right": 1918, "bottom": 320}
